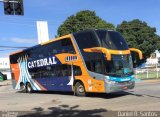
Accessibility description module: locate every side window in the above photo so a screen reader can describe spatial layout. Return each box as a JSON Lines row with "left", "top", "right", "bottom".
{"left": 30, "top": 47, "right": 40, "bottom": 60}
{"left": 74, "top": 31, "right": 100, "bottom": 50}
{"left": 92, "top": 60, "right": 104, "bottom": 74}
{"left": 29, "top": 68, "right": 40, "bottom": 79}
{"left": 105, "top": 60, "right": 115, "bottom": 74}
{"left": 73, "top": 65, "right": 82, "bottom": 76}
{"left": 29, "top": 64, "right": 82, "bottom": 78}
{"left": 37, "top": 46, "right": 46, "bottom": 58}
{"left": 60, "top": 38, "right": 76, "bottom": 54}
{"left": 83, "top": 52, "right": 104, "bottom": 74}
{"left": 61, "top": 39, "right": 72, "bottom": 46}
{"left": 28, "top": 45, "right": 48, "bottom": 60}
{"left": 42, "top": 38, "right": 76, "bottom": 57}
{"left": 44, "top": 41, "right": 61, "bottom": 57}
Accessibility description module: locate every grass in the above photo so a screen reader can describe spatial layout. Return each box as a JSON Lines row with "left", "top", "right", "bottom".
{"left": 135, "top": 71, "right": 160, "bottom": 79}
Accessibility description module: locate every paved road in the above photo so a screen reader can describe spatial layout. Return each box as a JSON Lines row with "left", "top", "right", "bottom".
{"left": 0, "top": 79, "right": 160, "bottom": 116}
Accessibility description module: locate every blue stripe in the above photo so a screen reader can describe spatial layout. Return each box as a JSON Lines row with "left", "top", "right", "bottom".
{"left": 109, "top": 75, "right": 134, "bottom": 82}
{"left": 25, "top": 57, "right": 38, "bottom": 90}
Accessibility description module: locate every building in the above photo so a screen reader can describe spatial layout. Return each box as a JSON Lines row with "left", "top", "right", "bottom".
{"left": 145, "top": 50, "right": 160, "bottom": 67}
{"left": 0, "top": 58, "right": 11, "bottom": 79}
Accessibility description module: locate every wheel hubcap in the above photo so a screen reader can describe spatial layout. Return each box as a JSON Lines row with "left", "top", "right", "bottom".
{"left": 21, "top": 85, "right": 25, "bottom": 91}
{"left": 78, "top": 85, "right": 84, "bottom": 93}
{"left": 27, "top": 85, "right": 31, "bottom": 92}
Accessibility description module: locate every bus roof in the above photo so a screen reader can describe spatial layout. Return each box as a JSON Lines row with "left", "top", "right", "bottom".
{"left": 10, "top": 29, "right": 116, "bottom": 56}
{"left": 10, "top": 34, "right": 72, "bottom": 56}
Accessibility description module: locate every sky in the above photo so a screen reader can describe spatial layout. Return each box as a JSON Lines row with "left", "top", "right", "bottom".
{"left": 0, "top": 0, "right": 160, "bottom": 57}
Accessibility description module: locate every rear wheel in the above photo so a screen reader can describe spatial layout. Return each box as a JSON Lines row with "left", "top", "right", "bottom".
{"left": 20, "top": 83, "right": 26, "bottom": 93}
{"left": 26, "top": 83, "right": 32, "bottom": 93}
{"left": 74, "top": 82, "right": 86, "bottom": 96}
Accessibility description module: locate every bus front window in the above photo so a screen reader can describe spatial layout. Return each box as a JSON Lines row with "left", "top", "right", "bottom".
{"left": 105, "top": 54, "right": 133, "bottom": 77}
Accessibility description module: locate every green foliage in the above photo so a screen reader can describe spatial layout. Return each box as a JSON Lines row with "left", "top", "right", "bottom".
{"left": 57, "top": 11, "right": 160, "bottom": 67}
{"left": 57, "top": 10, "right": 115, "bottom": 36}
{"left": 116, "top": 19, "right": 160, "bottom": 66}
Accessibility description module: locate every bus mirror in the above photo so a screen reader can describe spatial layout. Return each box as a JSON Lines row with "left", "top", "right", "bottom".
{"left": 129, "top": 48, "right": 143, "bottom": 60}
{"left": 83, "top": 47, "right": 111, "bottom": 61}
{"left": 100, "top": 48, "right": 111, "bottom": 61}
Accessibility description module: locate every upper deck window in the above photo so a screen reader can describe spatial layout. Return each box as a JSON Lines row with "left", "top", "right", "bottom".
{"left": 96, "top": 30, "right": 129, "bottom": 50}
{"left": 73, "top": 30, "right": 101, "bottom": 50}
{"left": 10, "top": 38, "right": 76, "bottom": 64}
{"left": 30, "top": 38, "right": 76, "bottom": 59}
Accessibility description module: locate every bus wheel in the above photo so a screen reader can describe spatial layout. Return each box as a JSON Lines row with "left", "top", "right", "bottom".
{"left": 74, "top": 82, "right": 86, "bottom": 96}
{"left": 20, "top": 83, "right": 26, "bottom": 93}
{"left": 26, "top": 83, "right": 32, "bottom": 93}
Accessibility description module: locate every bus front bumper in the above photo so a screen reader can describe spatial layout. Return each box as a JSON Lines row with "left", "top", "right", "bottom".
{"left": 105, "top": 80, "right": 135, "bottom": 93}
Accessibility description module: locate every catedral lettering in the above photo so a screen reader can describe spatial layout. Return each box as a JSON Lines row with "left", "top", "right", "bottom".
{"left": 28, "top": 57, "right": 57, "bottom": 69}
{"left": 10, "top": 29, "right": 142, "bottom": 96}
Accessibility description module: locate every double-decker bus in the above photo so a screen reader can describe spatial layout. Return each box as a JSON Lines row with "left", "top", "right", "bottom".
{"left": 10, "top": 29, "right": 142, "bottom": 96}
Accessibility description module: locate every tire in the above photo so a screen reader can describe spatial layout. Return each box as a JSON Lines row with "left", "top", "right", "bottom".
{"left": 26, "top": 83, "right": 32, "bottom": 93}
{"left": 74, "top": 82, "right": 86, "bottom": 96}
{"left": 20, "top": 83, "right": 26, "bottom": 93}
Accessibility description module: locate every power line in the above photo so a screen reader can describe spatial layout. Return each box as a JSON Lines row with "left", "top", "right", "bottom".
{"left": 0, "top": 45, "right": 28, "bottom": 49}
{"left": 0, "top": 21, "right": 35, "bottom": 27}
{"left": 0, "top": 48, "right": 19, "bottom": 51}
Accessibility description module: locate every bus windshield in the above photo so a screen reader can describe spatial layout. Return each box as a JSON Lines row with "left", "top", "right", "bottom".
{"left": 74, "top": 29, "right": 134, "bottom": 77}
{"left": 105, "top": 54, "right": 133, "bottom": 77}
{"left": 96, "top": 29, "right": 129, "bottom": 50}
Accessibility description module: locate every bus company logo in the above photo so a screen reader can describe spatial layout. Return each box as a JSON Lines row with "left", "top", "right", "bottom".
{"left": 16, "top": 55, "right": 42, "bottom": 90}
{"left": 65, "top": 56, "right": 78, "bottom": 62}
{"left": 28, "top": 56, "right": 57, "bottom": 69}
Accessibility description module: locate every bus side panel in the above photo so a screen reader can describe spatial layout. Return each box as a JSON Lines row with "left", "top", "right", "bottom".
{"left": 34, "top": 76, "right": 72, "bottom": 91}
{"left": 10, "top": 63, "right": 20, "bottom": 82}
{"left": 75, "top": 76, "right": 105, "bottom": 93}
{"left": 10, "top": 63, "right": 20, "bottom": 89}
{"left": 90, "top": 78, "right": 105, "bottom": 93}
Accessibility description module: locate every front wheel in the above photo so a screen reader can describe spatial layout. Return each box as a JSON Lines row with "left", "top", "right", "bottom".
{"left": 74, "top": 82, "right": 86, "bottom": 96}
{"left": 26, "top": 83, "right": 32, "bottom": 93}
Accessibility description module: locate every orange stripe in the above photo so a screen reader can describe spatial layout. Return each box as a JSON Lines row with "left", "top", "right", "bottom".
{"left": 34, "top": 80, "right": 47, "bottom": 91}
{"left": 41, "top": 34, "right": 72, "bottom": 45}
{"left": 83, "top": 47, "right": 131, "bottom": 61}
{"left": 108, "top": 49, "right": 130, "bottom": 55}
{"left": 83, "top": 47, "right": 131, "bottom": 55}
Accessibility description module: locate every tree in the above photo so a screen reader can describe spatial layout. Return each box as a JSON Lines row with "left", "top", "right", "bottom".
{"left": 57, "top": 10, "right": 115, "bottom": 36}
{"left": 116, "top": 19, "right": 160, "bottom": 66}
